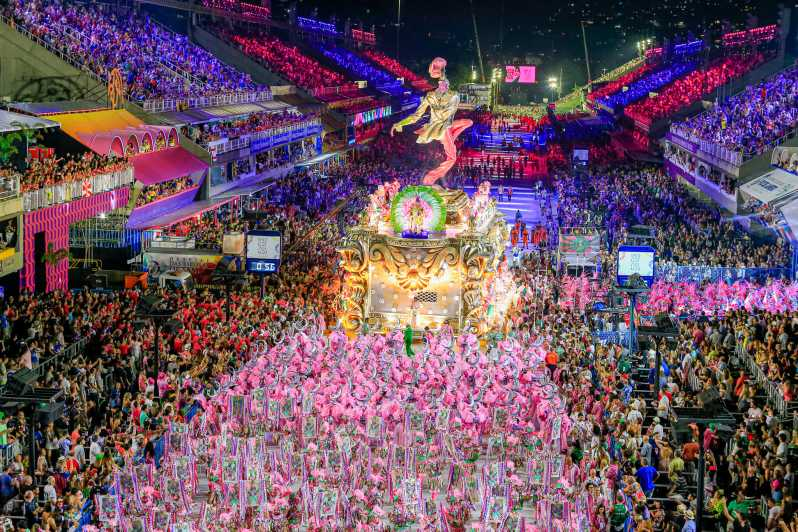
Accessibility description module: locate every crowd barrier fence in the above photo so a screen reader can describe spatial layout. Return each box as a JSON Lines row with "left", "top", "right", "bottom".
{"left": 22, "top": 167, "right": 133, "bottom": 212}
{"left": 655, "top": 263, "right": 792, "bottom": 283}
{"left": 142, "top": 90, "right": 273, "bottom": 114}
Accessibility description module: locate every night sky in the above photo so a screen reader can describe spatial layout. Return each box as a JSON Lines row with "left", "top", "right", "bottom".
{"left": 151, "top": 0, "right": 787, "bottom": 105}
{"left": 281, "top": 0, "right": 783, "bottom": 99}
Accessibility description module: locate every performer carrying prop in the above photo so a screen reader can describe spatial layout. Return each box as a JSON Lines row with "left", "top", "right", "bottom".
{"left": 391, "top": 57, "right": 473, "bottom": 187}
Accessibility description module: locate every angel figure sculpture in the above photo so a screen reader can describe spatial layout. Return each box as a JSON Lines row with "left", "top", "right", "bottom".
{"left": 391, "top": 57, "right": 473, "bottom": 187}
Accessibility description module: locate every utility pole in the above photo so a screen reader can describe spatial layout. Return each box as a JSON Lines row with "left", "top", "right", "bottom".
{"left": 498, "top": 0, "right": 504, "bottom": 51}
{"left": 396, "top": 0, "right": 401, "bottom": 60}
{"left": 470, "top": 0, "right": 486, "bottom": 83}
{"left": 580, "top": 20, "right": 592, "bottom": 90}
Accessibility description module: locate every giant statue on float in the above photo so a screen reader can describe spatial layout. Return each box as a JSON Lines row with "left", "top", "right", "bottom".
{"left": 391, "top": 57, "right": 473, "bottom": 187}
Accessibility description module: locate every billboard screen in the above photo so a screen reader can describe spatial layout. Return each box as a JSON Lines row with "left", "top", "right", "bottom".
{"left": 504, "top": 65, "right": 536, "bottom": 84}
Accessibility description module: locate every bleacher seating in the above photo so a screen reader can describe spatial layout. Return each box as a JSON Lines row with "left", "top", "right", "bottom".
{"left": 626, "top": 55, "right": 763, "bottom": 126}
{"left": 587, "top": 62, "right": 655, "bottom": 102}
{"left": 6, "top": 0, "right": 264, "bottom": 103}
{"left": 315, "top": 44, "right": 403, "bottom": 94}
{"left": 361, "top": 49, "right": 434, "bottom": 91}
{"left": 670, "top": 66, "right": 798, "bottom": 164}
{"left": 230, "top": 33, "right": 350, "bottom": 94}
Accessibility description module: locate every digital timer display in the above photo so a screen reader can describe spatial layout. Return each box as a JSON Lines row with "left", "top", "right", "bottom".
{"left": 246, "top": 230, "right": 281, "bottom": 274}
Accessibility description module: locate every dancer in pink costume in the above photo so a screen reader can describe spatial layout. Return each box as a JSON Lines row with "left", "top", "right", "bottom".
{"left": 391, "top": 57, "right": 473, "bottom": 186}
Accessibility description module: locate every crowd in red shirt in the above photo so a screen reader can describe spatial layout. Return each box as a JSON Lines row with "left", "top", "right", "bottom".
{"left": 626, "top": 55, "right": 762, "bottom": 126}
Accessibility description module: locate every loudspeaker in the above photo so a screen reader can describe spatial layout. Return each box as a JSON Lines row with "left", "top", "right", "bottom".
{"left": 698, "top": 387, "right": 724, "bottom": 415}
{"left": 35, "top": 401, "right": 65, "bottom": 423}
{"left": 5, "top": 372, "right": 33, "bottom": 395}
{"left": 139, "top": 295, "right": 163, "bottom": 311}
{"left": 87, "top": 273, "right": 108, "bottom": 289}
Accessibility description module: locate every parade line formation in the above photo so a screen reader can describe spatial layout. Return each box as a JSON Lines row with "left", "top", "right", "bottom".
{"left": 1, "top": 0, "right": 798, "bottom": 531}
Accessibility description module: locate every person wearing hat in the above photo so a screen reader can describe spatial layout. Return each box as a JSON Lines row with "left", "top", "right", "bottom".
{"left": 682, "top": 508, "right": 696, "bottom": 532}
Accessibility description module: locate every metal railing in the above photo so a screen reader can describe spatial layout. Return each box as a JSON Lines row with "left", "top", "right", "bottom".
{"left": 0, "top": 335, "right": 89, "bottom": 472}
{"left": 591, "top": 330, "right": 631, "bottom": 345}
{"left": 668, "top": 63, "right": 798, "bottom": 167}
{"left": 2, "top": 14, "right": 277, "bottom": 115}
{"left": 735, "top": 342, "right": 798, "bottom": 416}
{"left": 686, "top": 363, "right": 702, "bottom": 393}
{"left": 0, "top": 335, "right": 89, "bottom": 405}
{"left": 739, "top": 343, "right": 784, "bottom": 414}
{"left": 204, "top": 120, "right": 322, "bottom": 158}
{"left": 671, "top": 124, "right": 798, "bottom": 168}
{"left": 141, "top": 90, "right": 273, "bottom": 113}
{"left": 655, "top": 263, "right": 791, "bottom": 283}
{"left": 312, "top": 84, "right": 360, "bottom": 98}
{"left": 596, "top": 57, "right": 646, "bottom": 85}
{"left": 22, "top": 167, "right": 133, "bottom": 212}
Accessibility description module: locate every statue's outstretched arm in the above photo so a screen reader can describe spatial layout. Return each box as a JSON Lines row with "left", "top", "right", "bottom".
{"left": 391, "top": 97, "right": 430, "bottom": 135}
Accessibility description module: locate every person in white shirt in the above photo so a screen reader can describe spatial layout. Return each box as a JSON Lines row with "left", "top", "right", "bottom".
{"left": 657, "top": 391, "right": 671, "bottom": 420}
{"left": 74, "top": 440, "right": 85, "bottom": 466}
{"left": 651, "top": 417, "right": 665, "bottom": 440}
{"left": 43, "top": 477, "right": 57, "bottom": 503}
{"left": 777, "top": 433, "right": 789, "bottom": 460}
{"left": 746, "top": 403, "right": 763, "bottom": 426}
{"left": 89, "top": 436, "right": 102, "bottom": 466}
{"left": 766, "top": 496, "right": 782, "bottom": 531}
{"left": 627, "top": 407, "right": 643, "bottom": 426}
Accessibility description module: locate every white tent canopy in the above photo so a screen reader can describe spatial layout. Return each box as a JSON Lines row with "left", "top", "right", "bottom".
{"left": 739, "top": 167, "right": 798, "bottom": 205}
{"left": 0, "top": 110, "right": 59, "bottom": 133}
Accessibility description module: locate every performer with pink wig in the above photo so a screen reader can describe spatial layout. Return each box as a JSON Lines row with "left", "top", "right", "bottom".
{"left": 391, "top": 57, "right": 473, "bottom": 186}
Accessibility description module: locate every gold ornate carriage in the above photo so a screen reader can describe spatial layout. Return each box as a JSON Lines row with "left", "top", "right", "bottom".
{"left": 337, "top": 186, "right": 512, "bottom": 336}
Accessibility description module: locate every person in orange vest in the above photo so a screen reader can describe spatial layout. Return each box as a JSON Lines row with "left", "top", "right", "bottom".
{"left": 510, "top": 226, "right": 519, "bottom": 247}
{"left": 532, "top": 224, "right": 542, "bottom": 245}
{"left": 507, "top": 186, "right": 513, "bottom": 202}
{"left": 521, "top": 225, "right": 529, "bottom": 249}
{"left": 545, "top": 349, "right": 558, "bottom": 376}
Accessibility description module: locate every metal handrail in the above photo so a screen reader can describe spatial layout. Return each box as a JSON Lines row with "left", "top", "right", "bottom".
{"left": 22, "top": 167, "right": 133, "bottom": 212}
{"left": 1, "top": 14, "right": 271, "bottom": 113}
{"left": 141, "top": 90, "right": 273, "bottom": 113}
{"left": 0, "top": 336, "right": 89, "bottom": 396}
{"left": 204, "top": 120, "right": 322, "bottom": 157}
{"left": 597, "top": 57, "right": 646, "bottom": 83}
{"left": 737, "top": 343, "right": 792, "bottom": 415}
{"left": 772, "top": 146, "right": 798, "bottom": 166}
{"left": 312, "top": 84, "right": 360, "bottom": 97}
{"left": 671, "top": 124, "right": 798, "bottom": 167}
{"left": 669, "top": 63, "right": 798, "bottom": 167}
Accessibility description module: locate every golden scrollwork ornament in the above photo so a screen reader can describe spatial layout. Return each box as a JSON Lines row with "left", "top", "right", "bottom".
{"left": 107, "top": 68, "right": 125, "bottom": 110}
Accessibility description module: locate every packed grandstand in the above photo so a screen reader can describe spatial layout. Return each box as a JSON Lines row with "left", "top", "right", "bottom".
{"left": 0, "top": 1, "right": 797, "bottom": 531}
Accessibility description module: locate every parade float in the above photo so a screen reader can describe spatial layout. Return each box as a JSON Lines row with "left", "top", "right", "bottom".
{"left": 335, "top": 55, "right": 521, "bottom": 337}
{"left": 337, "top": 181, "right": 514, "bottom": 336}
